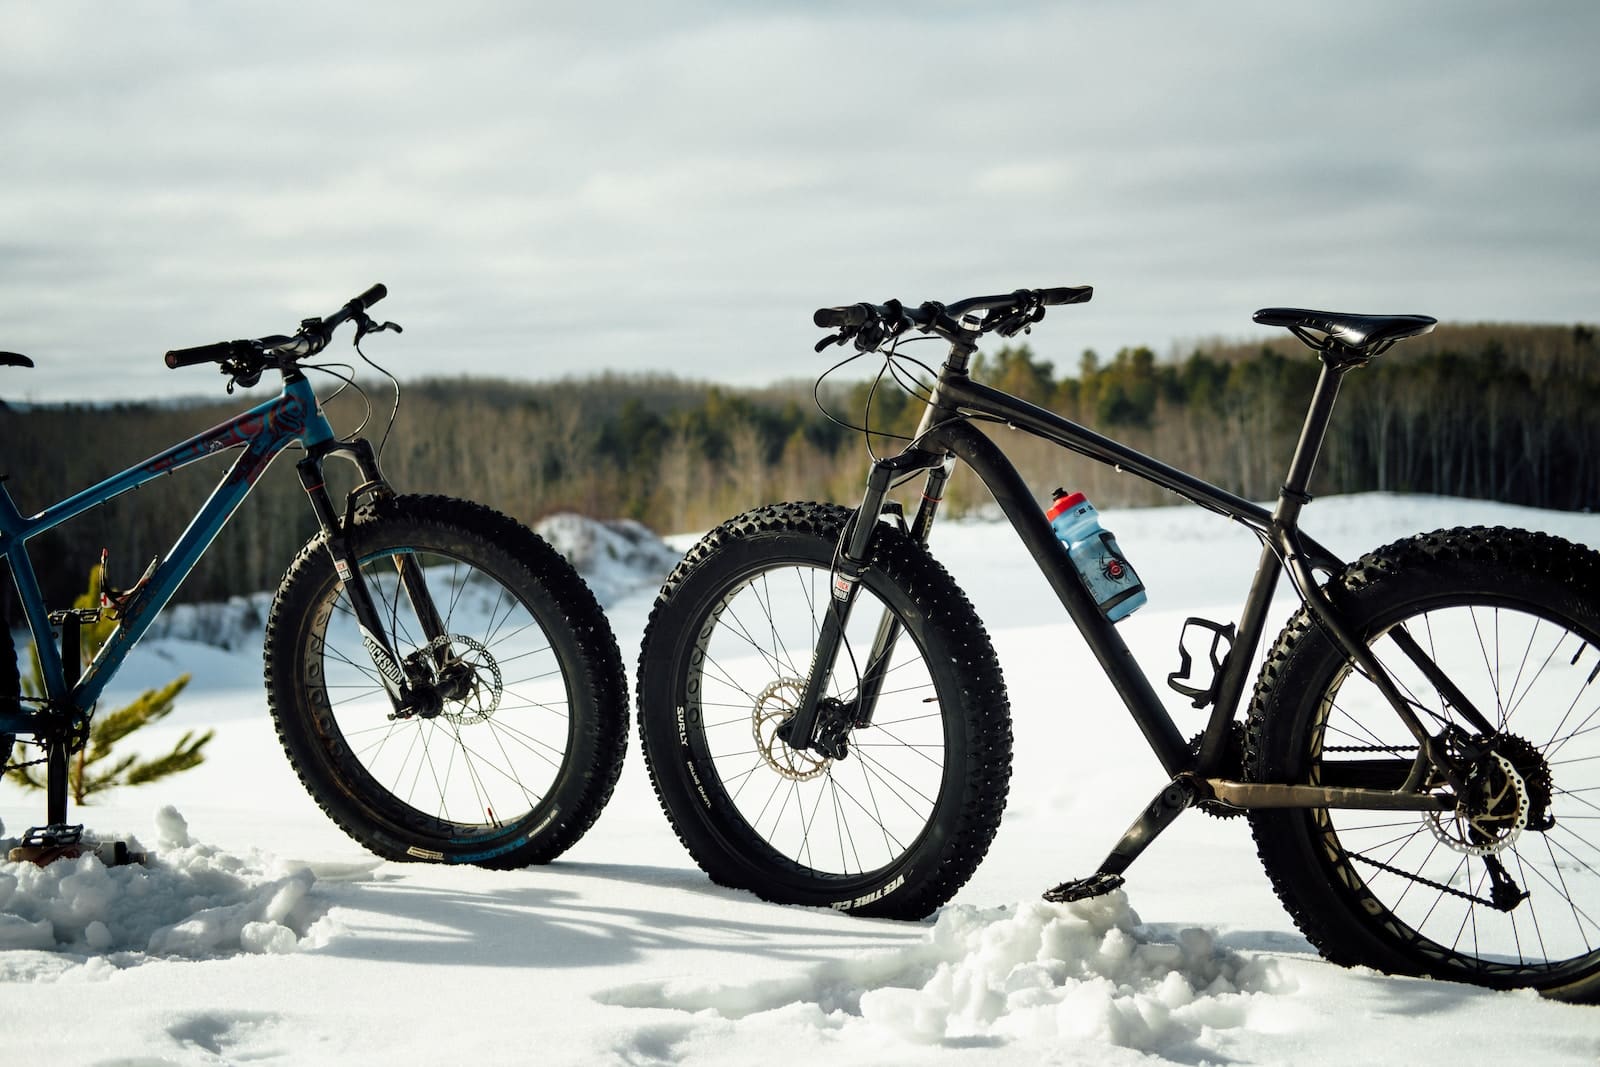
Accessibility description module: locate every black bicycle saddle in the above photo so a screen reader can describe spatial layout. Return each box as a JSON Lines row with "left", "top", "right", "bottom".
{"left": 1253, "top": 309, "right": 1436, "bottom": 353}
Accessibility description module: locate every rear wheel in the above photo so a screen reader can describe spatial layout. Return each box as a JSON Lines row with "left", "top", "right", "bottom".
{"left": 265, "top": 494, "right": 628, "bottom": 867}
{"left": 1248, "top": 527, "right": 1600, "bottom": 1001}
{"left": 636, "top": 502, "right": 1012, "bottom": 919}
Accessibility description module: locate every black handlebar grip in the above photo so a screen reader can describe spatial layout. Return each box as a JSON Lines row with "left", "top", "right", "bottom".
{"left": 813, "top": 304, "right": 871, "bottom": 328}
{"left": 354, "top": 283, "right": 387, "bottom": 310}
{"left": 1037, "top": 285, "right": 1094, "bottom": 306}
{"left": 165, "top": 340, "right": 244, "bottom": 369}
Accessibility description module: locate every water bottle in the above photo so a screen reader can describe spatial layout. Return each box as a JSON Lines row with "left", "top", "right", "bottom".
{"left": 1046, "top": 488, "right": 1147, "bottom": 622}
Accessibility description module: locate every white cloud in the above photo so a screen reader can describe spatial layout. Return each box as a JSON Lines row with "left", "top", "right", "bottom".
{"left": 0, "top": 1, "right": 1596, "bottom": 401}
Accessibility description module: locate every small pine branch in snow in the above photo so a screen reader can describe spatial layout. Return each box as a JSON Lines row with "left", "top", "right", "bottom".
{"left": 7, "top": 565, "right": 212, "bottom": 803}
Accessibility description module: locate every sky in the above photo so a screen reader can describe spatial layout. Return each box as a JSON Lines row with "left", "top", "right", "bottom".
{"left": 1, "top": 1, "right": 1597, "bottom": 403}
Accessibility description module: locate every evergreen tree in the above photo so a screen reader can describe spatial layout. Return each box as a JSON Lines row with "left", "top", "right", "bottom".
{"left": 8, "top": 565, "right": 210, "bottom": 804}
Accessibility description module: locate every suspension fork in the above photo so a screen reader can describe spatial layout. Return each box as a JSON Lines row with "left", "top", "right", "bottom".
{"left": 296, "top": 441, "right": 451, "bottom": 714}
{"left": 778, "top": 449, "right": 950, "bottom": 755}
{"left": 851, "top": 454, "right": 956, "bottom": 728}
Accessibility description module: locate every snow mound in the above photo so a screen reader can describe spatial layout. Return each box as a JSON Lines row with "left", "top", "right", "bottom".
{"left": 143, "top": 592, "right": 274, "bottom": 651}
{"left": 0, "top": 806, "right": 356, "bottom": 972}
{"left": 534, "top": 513, "right": 682, "bottom": 605}
{"left": 600, "top": 894, "right": 1292, "bottom": 1054}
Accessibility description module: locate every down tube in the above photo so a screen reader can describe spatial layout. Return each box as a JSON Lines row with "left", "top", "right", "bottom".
{"left": 74, "top": 446, "right": 268, "bottom": 709}
{"left": 926, "top": 420, "right": 1192, "bottom": 776}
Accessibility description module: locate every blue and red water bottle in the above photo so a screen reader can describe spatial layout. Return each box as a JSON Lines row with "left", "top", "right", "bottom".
{"left": 1046, "top": 488, "right": 1147, "bottom": 622}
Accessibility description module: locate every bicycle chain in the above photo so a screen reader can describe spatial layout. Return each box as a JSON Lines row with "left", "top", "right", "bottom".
{"left": 1346, "top": 848, "right": 1502, "bottom": 909}
{"left": 3, "top": 735, "right": 49, "bottom": 774}
{"left": 3, "top": 701, "right": 92, "bottom": 775}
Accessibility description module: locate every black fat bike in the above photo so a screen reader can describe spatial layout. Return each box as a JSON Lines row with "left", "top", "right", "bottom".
{"left": 636, "top": 285, "right": 1600, "bottom": 1001}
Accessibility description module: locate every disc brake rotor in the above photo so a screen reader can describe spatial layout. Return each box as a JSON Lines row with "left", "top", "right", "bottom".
{"left": 1428, "top": 751, "right": 1529, "bottom": 857}
{"left": 430, "top": 633, "right": 502, "bottom": 726}
{"left": 752, "top": 677, "right": 830, "bottom": 781}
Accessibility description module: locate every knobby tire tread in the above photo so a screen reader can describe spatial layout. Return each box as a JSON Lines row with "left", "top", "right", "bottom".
{"left": 1244, "top": 524, "right": 1600, "bottom": 1001}
{"left": 636, "top": 501, "right": 1012, "bottom": 920}
{"left": 265, "top": 493, "right": 628, "bottom": 868}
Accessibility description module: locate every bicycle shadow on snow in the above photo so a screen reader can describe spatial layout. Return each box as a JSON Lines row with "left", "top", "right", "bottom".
{"left": 306, "top": 860, "right": 923, "bottom": 970}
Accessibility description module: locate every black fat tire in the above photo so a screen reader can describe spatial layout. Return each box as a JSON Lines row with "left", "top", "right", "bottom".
{"left": 265, "top": 494, "right": 628, "bottom": 868}
{"left": 1246, "top": 526, "right": 1600, "bottom": 1001}
{"left": 636, "top": 502, "right": 1012, "bottom": 919}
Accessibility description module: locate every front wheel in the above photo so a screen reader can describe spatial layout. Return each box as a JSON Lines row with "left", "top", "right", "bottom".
{"left": 1247, "top": 526, "right": 1600, "bottom": 1001}
{"left": 265, "top": 494, "right": 629, "bottom": 867}
{"left": 636, "top": 502, "right": 1012, "bottom": 919}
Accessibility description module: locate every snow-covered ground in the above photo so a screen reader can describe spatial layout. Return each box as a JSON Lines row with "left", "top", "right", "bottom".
{"left": 3, "top": 495, "right": 1598, "bottom": 1065}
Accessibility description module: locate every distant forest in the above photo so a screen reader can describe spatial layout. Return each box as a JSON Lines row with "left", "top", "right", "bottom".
{"left": 2, "top": 321, "right": 1595, "bottom": 612}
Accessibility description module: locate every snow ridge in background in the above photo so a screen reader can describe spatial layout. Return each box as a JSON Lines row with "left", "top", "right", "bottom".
{"left": 134, "top": 513, "right": 675, "bottom": 654}
{"left": 144, "top": 591, "right": 274, "bottom": 651}
{"left": 602, "top": 894, "right": 1290, "bottom": 1054}
{"left": 533, "top": 512, "right": 683, "bottom": 605}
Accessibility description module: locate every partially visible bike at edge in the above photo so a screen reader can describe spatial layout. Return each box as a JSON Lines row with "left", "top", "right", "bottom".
{"left": 1, "top": 286, "right": 628, "bottom": 869}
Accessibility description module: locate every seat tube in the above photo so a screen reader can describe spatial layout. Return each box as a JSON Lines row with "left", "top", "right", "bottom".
{"left": 1276, "top": 361, "right": 1345, "bottom": 521}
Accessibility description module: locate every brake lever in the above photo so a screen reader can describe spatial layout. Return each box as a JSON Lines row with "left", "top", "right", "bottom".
{"left": 815, "top": 326, "right": 858, "bottom": 353}
{"left": 219, "top": 358, "right": 263, "bottom": 394}
{"left": 992, "top": 305, "right": 1045, "bottom": 339}
{"left": 353, "top": 310, "right": 404, "bottom": 342}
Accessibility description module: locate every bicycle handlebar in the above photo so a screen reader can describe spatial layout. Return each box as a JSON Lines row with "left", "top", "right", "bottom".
{"left": 812, "top": 285, "right": 1092, "bottom": 351}
{"left": 164, "top": 284, "right": 389, "bottom": 371}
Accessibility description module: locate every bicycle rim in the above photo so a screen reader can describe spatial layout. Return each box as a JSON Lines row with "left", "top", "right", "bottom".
{"left": 685, "top": 559, "right": 951, "bottom": 881}
{"left": 314, "top": 544, "right": 575, "bottom": 834}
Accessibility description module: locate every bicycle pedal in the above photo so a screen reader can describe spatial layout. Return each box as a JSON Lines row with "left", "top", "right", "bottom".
{"left": 20, "top": 822, "right": 83, "bottom": 848}
{"left": 1043, "top": 871, "right": 1125, "bottom": 903}
{"left": 9, "top": 827, "right": 148, "bottom": 867}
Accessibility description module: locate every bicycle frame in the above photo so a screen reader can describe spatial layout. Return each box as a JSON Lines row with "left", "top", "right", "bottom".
{"left": 0, "top": 375, "right": 339, "bottom": 731}
{"left": 789, "top": 342, "right": 1494, "bottom": 832}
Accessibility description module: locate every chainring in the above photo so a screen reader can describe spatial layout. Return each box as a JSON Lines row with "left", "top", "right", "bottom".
{"left": 1190, "top": 721, "right": 1248, "bottom": 818}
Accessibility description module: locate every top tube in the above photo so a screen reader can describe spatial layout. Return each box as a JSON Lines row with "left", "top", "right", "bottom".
{"left": 1, "top": 375, "right": 332, "bottom": 544}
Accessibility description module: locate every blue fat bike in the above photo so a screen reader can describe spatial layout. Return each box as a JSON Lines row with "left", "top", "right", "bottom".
{"left": 636, "top": 285, "right": 1600, "bottom": 1001}
{"left": 1, "top": 286, "right": 627, "bottom": 867}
